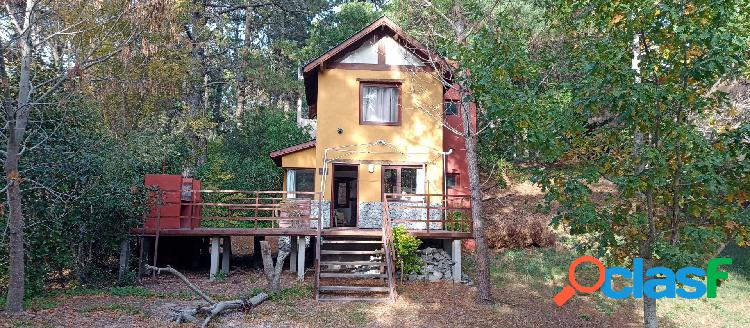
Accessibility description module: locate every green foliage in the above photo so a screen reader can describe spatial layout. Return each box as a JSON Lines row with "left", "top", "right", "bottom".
{"left": 1, "top": 101, "right": 189, "bottom": 298}
{"left": 196, "top": 108, "right": 310, "bottom": 192}
{"left": 392, "top": 226, "right": 423, "bottom": 274}
{"left": 298, "top": 2, "right": 382, "bottom": 62}
{"left": 428, "top": 0, "right": 750, "bottom": 272}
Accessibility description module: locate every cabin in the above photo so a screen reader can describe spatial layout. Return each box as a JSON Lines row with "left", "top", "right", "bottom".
{"left": 132, "top": 17, "right": 475, "bottom": 302}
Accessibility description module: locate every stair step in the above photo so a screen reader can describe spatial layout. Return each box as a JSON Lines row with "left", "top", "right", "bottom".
{"left": 318, "top": 295, "right": 391, "bottom": 302}
{"left": 320, "top": 272, "right": 387, "bottom": 278}
{"left": 320, "top": 261, "right": 385, "bottom": 266}
{"left": 319, "top": 286, "right": 390, "bottom": 293}
{"left": 321, "top": 250, "right": 383, "bottom": 255}
{"left": 322, "top": 240, "right": 382, "bottom": 244}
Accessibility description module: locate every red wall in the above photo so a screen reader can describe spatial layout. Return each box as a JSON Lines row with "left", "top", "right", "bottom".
{"left": 144, "top": 174, "right": 201, "bottom": 229}
{"left": 443, "top": 84, "right": 476, "bottom": 196}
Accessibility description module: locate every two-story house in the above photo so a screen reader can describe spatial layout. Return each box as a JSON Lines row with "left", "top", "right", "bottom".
{"left": 269, "top": 17, "right": 475, "bottom": 301}
{"left": 270, "top": 16, "right": 474, "bottom": 231}
{"left": 134, "top": 17, "right": 475, "bottom": 303}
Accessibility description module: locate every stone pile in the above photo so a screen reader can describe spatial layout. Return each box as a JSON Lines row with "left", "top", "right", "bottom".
{"left": 405, "top": 247, "right": 470, "bottom": 283}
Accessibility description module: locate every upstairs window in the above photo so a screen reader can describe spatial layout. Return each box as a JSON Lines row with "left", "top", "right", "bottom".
{"left": 361, "top": 83, "right": 400, "bottom": 125}
{"left": 444, "top": 101, "right": 459, "bottom": 116}
{"left": 446, "top": 173, "right": 459, "bottom": 189}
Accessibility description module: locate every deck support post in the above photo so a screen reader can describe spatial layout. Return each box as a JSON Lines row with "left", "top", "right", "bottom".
{"left": 221, "top": 236, "right": 231, "bottom": 275}
{"left": 451, "top": 239, "right": 462, "bottom": 283}
{"left": 289, "top": 237, "right": 298, "bottom": 273}
{"left": 210, "top": 237, "right": 220, "bottom": 280}
{"left": 118, "top": 239, "right": 130, "bottom": 285}
{"left": 297, "top": 236, "right": 305, "bottom": 280}
{"left": 138, "top": 237, "right": 152, "bottom": 279}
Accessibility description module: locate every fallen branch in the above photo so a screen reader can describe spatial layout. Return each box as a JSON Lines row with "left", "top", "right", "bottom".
{"left": 146, "top": 265, "right": 216, "bottom": 304}
{"left": 146, "top": 264, "right": 268, "bottom": 327}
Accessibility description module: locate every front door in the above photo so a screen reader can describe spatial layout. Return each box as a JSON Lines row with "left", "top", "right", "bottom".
{"left": 332, "top": 164, "right": 358, "bottom": 227}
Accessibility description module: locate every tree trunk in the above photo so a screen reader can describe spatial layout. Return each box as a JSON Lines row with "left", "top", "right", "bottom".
{"left": 4, "top": 2, "right": 34, "bottom": 311}
{"left": 259, "top": 240, "right": 289, "bottom": 293}
{"left": 642, "top": 188, "right": 657, "bottom": 328}
{"left": 236, "top": 6, "right": 254, "bottom": 118}
{"left": 459, "top": 88, "right": 492, "bottom": 304}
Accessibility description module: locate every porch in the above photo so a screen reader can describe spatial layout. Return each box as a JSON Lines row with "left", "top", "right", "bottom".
{"left": 129, "top": 188, "right": 472, "bottom": 293}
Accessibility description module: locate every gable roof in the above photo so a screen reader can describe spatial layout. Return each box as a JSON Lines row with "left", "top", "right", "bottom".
{"left": 269, "top": 140, "right": 316, "bottom": 166}
{"left": 303, "top": 16, "right": 446, "bottom": 73}
{"left": 302, "top": 16, "right": 452, "bottom": 118}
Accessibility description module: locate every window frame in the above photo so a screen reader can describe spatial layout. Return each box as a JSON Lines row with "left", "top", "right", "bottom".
{"left": 359, "top": 82, "right": 402, "bottom": 126}
{"left": 286, "top": 168, "right": 316, "bottom": 199}
{"left": 382, "top": 165, "right": 422, "bottom": 196}
{"left": 446, "top": 173, "right": 459, "bottom": 189}
{"left": 444, "top": 101, "right": 459, "bottom": 116}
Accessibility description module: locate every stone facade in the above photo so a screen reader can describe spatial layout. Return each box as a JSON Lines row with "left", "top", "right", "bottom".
{"left": 310, "top": 200, "right": 331, "bottom": 229}
{"left": 358, "top": 201, "right": 444, "bottom": 229}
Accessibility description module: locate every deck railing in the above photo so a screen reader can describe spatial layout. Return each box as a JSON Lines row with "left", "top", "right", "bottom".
{"left": 145, "top": 189, "right": 323, "bottom": 233}
{"left": 383, "top": 193, "right": 472, "bottom": 234}
{"left": 186, "top": 190, "right": 323, "bottom": 231}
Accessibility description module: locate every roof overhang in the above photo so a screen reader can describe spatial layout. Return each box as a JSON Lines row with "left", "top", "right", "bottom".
{"left": 269, "top": 140, "right": 316, "bottom": 166}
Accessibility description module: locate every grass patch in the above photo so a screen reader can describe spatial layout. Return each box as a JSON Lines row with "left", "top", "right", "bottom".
{"left": 269, "top": 285, "right": 313, "bottom": 302}
{"left": 242, "top": 285, "right": 312, "bottom": 303}
{"left": 479, "top": 243, "right": 750, "bottom": 328}
{"left": 347, "top": 307, "right": 368, "bottom": 325}
{"left": 79, "top": 303, "right": 145, "bottom": 316}
{"left": 659, "top": 243, "right": 750, "bottom": 328}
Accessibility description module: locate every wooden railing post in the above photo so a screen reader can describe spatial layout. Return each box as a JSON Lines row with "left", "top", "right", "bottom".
{"left": 426, "top": 194, "right": 430, "bottom": 232}
{"left": 254, "top": 191, "right": 259, "bottom": 229}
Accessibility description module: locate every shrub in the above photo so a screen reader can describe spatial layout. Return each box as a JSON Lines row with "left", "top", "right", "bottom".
{"left": 392, "top": 226, "right": 423, "bottom": 274}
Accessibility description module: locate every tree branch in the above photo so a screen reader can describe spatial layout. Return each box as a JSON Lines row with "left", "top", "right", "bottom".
{"left": 146, "top": 265, "right": 216, "bottom": 304}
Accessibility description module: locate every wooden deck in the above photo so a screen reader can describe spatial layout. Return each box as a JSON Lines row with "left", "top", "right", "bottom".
{"left": 130, "top": 227, "right": 472, "bottom": 239}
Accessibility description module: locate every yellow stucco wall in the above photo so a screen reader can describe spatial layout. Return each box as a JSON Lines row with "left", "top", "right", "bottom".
{"left": 280, "top": 68, "right": 445, "bottom": 203}
{"left": 314, "top": 68, "right": 445, "bottom": 202}
{"left": 280, "top": 147, "right": 316, "bottom": 168}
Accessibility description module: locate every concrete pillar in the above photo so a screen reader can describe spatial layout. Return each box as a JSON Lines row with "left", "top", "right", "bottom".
{"left": 138, "top": 237, "right": 152, "bottom": 279}
{"left": 451, "top": 240, "right": 462, "bottom": 283}
{"left": 289, "top": 237, "right": 298, "bottom": 273}
{"left": 296, "top": 236, "right": 305, "bottom": 280}
{"left": 221, "top": 236, "right": 231, "bottom": 274}
{"left": 210, "top": 237, "right": 220, "bottom": 280}
{"left": 118, "top": 239, "right": 130, "bottom": 284}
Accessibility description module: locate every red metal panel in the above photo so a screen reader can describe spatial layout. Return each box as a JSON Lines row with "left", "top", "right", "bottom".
{"left": 148, "top": 203, "right": 181, "bottom": 218}
{"left": 145, "top": 216, "right": 180, "bottom": 229}
{"left": 144, "top": 174, "right": 182, "bottom": 191}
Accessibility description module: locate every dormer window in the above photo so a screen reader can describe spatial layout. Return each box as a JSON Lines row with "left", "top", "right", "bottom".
{"left": 360, "top": 82, "right": 401, "bottom": 125}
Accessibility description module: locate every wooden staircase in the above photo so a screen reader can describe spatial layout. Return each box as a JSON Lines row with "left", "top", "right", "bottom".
{"left": 315, "top": 237, "right": 396, "bottom": 302}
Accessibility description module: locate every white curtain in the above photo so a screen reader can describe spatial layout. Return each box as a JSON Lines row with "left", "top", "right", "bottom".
{"left": 415, "top": 168, "right": 425, "bottom": 194}
{"left": 286, "top": 169, "right": 296, "bottom": 198}
{"left": 363, "top": 86, "right": 397, "bottom": 123}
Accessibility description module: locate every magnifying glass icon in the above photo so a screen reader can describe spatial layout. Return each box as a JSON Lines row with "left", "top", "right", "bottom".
{"left": 554, "top": 255, "right": 606, "bottom": 307}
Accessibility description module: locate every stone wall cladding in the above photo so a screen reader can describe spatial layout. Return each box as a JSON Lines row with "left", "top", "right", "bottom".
{"left": 310, "top": 200, "right": 331, "bottom": 229}
{"left": 358, "top": 201, "right": 444, "bottom": 229}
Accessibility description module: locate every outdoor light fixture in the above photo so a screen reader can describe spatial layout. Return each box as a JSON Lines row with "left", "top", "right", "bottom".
{"left": 368, "top": 164, "right": 375, "bottom": 173}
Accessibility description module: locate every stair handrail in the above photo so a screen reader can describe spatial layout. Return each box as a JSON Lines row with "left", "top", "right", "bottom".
{"left": 382, "top": 196, "right": 398, "bottom": 302}
{"left": 315, "top": 192, "right": 322, "bottom": 301}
